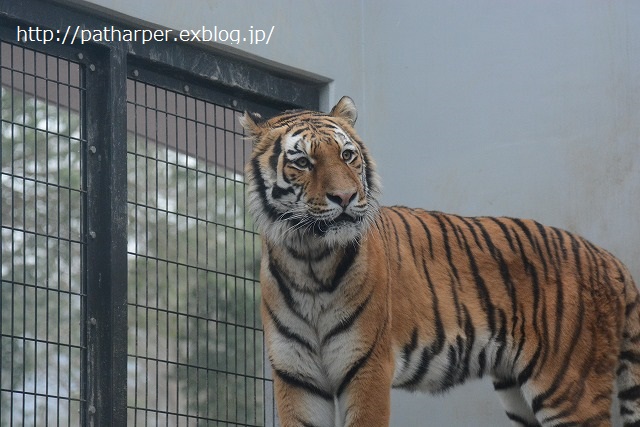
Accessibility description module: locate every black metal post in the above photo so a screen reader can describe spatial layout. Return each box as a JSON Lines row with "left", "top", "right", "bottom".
{"left": 83, "top": 43, "right": 128, "bottom": 426}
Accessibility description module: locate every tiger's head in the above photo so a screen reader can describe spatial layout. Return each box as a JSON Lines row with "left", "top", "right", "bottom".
{"left": 242, "top": 96, "right": 381, "bottom": 249}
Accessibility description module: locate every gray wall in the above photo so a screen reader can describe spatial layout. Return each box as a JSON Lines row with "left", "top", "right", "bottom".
{"left": 83, "top": 1, "right": 640, "bottom": 425}
{"left": 363, "top": 3, "right": 640, "bottom": 422}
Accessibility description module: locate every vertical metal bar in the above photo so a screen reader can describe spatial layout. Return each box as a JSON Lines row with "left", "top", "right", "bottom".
{"left": 0, "top": 39, "right": 3, "bottom": 420}
{"left": 44, "top": 49, "right": 51, "bottom": 427}
{"left": 164, "top": 86, "right": 170, "bottom": 425}
{"left": 153, "top": 83, "right": 160, "bottom": 427}
{"left": 66, "top": 57, "right": 75, "bottom": 427}
{"left": 21, "top": 43, "right": 27, "bottom": 425}
{"left": 143, "top": 81, "right": 150, "bottom": 427}
{"left": 7, "top": 40, "right": 15, "bottom": 427}
{"left": 133, "top": 79, "right": 140, "bottom": 427}
{"left": 204, "top": 102, "right": 211, "bottom": 424}
{"left": 83, "top": 44, "right": 128, "bottom": 427}
{"left": 183, "top": 91, "right": 190, "bottom": 422}
{"left": 55, "top": 54, "right": 62, "bottom": 426}
{"left": 173, "top": 88, "right": 180, "bottom": 425}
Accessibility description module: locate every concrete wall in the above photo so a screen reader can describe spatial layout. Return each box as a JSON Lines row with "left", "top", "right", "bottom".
{"left": 362, "top": 2, "right": 639, "bottom": 422}
{"left": 82, "top": 1, "right": 640, "bottom": 425}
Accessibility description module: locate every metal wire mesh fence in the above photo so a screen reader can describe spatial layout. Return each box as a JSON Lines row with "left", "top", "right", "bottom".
{"left": 1, "top": 40, "right": 86, "bottom": 426}
{"left": 125, "top": 78, "right": 267, "bottom": 425}
{"left": 1, "top": 46, "right": 276, "bottom": 426}
{"left": 1, "top": 3, "right": 319, "bottom": 424}
{"left": 1, "top": 43, "right": 274, "bottom": 427}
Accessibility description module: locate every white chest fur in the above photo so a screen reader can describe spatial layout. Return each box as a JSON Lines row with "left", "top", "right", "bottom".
{"left": 265, "top": 249, "right": 365, "bottom": 394}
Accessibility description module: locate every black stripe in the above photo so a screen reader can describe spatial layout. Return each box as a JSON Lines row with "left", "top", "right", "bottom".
{"left": 513, "top": 231, "right": 541, "bottom": 345}
{"left": 477, "top": 348, "right": 486, "bottom": 378}
{"left": 460, "top": 305, "right": 476, "bottom": 381}
{"left": 569, "top": 233, "right": 584, "bottom": 282}
{"left": 269, "top": 135, "right": 282, "bottom": 172}
{"left": 251, "top": 157, "right": 280, "bottom": 222}
{"left": 511, "top": 218, "right": 548, "bottom": 280}
{"left": 411, "top": 210, "right": 434, "bottom": 259}
{"left": 374, "top": 214, "right": 390, "bottom": 251}
{"left": 264, "top": 302, "right": 314, "bottom": 352}
{"left": 290, "top": 128, "right": 306, "bottom": 137}
{"left": 494, "top": 309, "right": 508, "bottom": 368}
{"left": 532, "top": 234, "right": 595, "bottom": 412}
{"left": 513, "top": 303, "right": 527, "bottom": 365}
{"left": 621, "top": 351, "right": 640, "bottom": 364}
{"left": 617, "top": 364, "right": 629, "bottom": 376}
{"left": 552, "top": 252, "right": 564, "bottom": 356}
{"left": 628, "top": 333, "right": 640, "bottom": 344}
{"left": 474, "top": 219, "right": 519, "bottom": 337}
{"left": 516, "top": 343, "right": 541, "bottom": 386}
{"left": 541, "top": 412, "right": 609, "bottom": 427}
{"left": 390, "top": 207, "right": 417, "bottom": 261}
{"left": 267, "top": 259, "right": 308, "bottom": 323}
{"left": 450, "top": 272, "right": 463, "bottom": 327}
{"left": 403, "top": 327, "right": 419, "bottom": 369}
{"left": 534, "top": 291, "right": 551, "bottom": 380}
{"left": 321, "top": 290, "right": 372, "bottom": 346}
{"left": 534, "top": 221, "right": 553, "bottom": 278}
{"left": 274, "top": 369, "right": 333, "bottom": 401}
{"left": 271, "top": 184, "right": 295, "bottom": 199}
{"left": 286, "top": 244, "right": 332, "bottom": 262}
{"left": 539, "top": 325, "right": 598, "bottom": 421}
{"left": 336, "top": 316, "right": 388, "bottom": 397}
{"left": 434, "top": 214, "right": 460, "bottom": 281}
{"left": 423, "top": 252, "right": 446, "bottom": 354}
{"left": 620, "top": 405, "right": 634, "bottom": 416}
{"left": 402, "top": 346, "right": 433, "bottom": 388}
{"left": 511, "top": 218, "right": 538, "bottom": 252}
{"left": 551, "top": 227, "right": 569, "bottom": 260}
{"left": 360, "top": 145, "right": 375, "bottom": 195}
{"left": 389, "top": 213, "right": 403, "bottom": 266}
{"left": 337, "top": 341, "right": 378, "bottom": 396}
{"left": 493, "top": 377, "right": 517, "bottom": 390}
{"left": 626, "top": 297, "right": 639, "bottom": 317}
{"left": 322, "top": 242, "right": 360, "bottom": 293}
{"left": 461, "top": 232, "right": 496, "bottom": 337}
{"left": 531, "top": 289, "right": 585, "bottom": 413}
{"left": 444, "top": 216, "right": 464, "bottom": 249}
{"left": 438, "top": 345, "right": 461, "bottom": 392}
{"left": 458, "top": 215, "right": 484, "bottom": 252}
{"left": 489, "top": 217, "right": 516, "bottom": 252}
{"left": 396, "top": 246, "right": 446, "bottom": 388}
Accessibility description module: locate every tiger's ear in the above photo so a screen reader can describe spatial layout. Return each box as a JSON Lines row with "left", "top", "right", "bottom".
{"left": 239, "top": 111, "right": 266, "bottom": 141}
{"left": 330, "top": 96, "right": 357, "bottom": 126}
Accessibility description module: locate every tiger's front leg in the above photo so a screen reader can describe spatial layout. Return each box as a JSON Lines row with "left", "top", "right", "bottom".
{"left": 272, "top": 375, "right": 336, "bottom": 427}
{"left": 336, "top": 318, "right": 394, "bottom": 427}
{"left": 336, "top": 333, "right": 394, "bottom": 427}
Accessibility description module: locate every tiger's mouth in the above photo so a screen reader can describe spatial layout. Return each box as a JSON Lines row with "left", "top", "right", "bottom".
{"left": 334, "top": 212, "right": 358, "bottom": 224}
{"left": 309, "top": 212, "right": 361, "bottom": 236}
{"left": 275, "top": 209, "right": 366, "bottom": 238}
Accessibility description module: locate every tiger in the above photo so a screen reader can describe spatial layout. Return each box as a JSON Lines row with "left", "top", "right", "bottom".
{"left": 241, "top": 96, "right": 640, "bottom": 427}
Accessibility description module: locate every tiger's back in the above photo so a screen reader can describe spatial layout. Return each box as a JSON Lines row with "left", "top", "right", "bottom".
{"left": 242, "top": 97, "right": 640, "bottom": 427}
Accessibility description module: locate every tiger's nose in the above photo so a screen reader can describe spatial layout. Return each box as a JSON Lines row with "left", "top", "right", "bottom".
{"left": 327, "top": 190, "right": 357, "bottom": 208}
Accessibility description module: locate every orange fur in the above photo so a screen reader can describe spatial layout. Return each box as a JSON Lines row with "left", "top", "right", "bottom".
{"left": 243, "top": 97, "right": 640, "bottom": 427}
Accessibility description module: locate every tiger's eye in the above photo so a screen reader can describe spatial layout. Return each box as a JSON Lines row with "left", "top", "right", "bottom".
{"left": 294, "top": 157, "right": 310, "bottom": 168}
{"left": 342, "top": 150, "right": 355, "bottom": 162}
